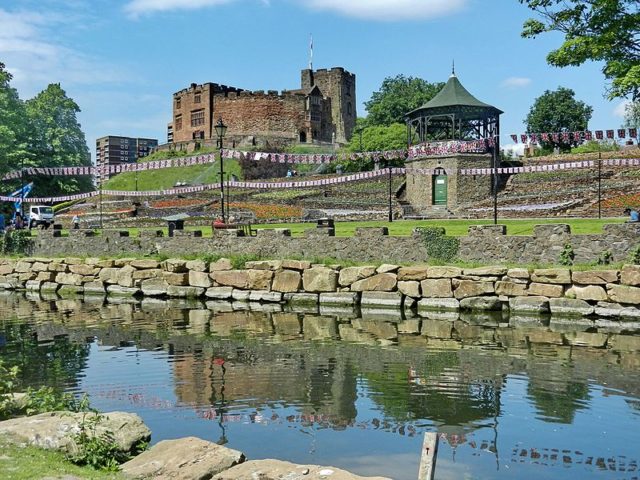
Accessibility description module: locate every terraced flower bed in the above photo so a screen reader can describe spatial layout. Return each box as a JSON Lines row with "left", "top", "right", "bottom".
{"left": 149, "top": 199, "right": 208, "bottom": 209}
{"left": 603, "top": 192, "right": 640, "bottom": 209}
{"left": 225, "top": 201, "right": 303, "bottom": 219}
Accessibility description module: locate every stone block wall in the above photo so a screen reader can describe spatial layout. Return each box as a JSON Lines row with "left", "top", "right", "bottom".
{"left": 2, "top": 257, "right": 640, "bottom": 322}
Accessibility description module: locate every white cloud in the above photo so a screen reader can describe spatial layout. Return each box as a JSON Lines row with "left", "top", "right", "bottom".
{"left": 0, "top": 8, "right": 127, "bottom": 97}
{"left": 501, "top": 76, "right": 532, "bottom": 89}
{"left": 301, "top": 0, "right": 467, "bottom": 21}
{"left": 123, "top": 0, "right": 466, "bottom": 20}
{"left": 613, "top": 99, "right": 630, "bottom": 118}
{"left": 124, "top": 0, "right": 235, "bottom": 18}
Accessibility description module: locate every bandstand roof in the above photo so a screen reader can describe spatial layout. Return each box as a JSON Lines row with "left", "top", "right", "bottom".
{"left": 406, "top": 74, "right": 503, "bottom": 119}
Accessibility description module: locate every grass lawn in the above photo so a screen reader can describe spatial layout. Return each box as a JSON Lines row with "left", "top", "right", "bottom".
{"left": 103, "top": 160, "right": 241, "bottom": 191}
{"left": 0, "top": 440, "right": 122, "bottom": 480}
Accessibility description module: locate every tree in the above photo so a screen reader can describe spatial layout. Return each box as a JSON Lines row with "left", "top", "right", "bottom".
{"left": 624, "top": 100, "right": 640, "bottom": 130}
{"left": 25, "top": 84, "right": 92, "bottom": 196}
{"left": 524, "top": 87, "right": 593, "bottom": 152}
{"left": 520, "top": 0, "right": 640, "bottom": 100}
{"left": 364, "top": 75, "right": 444, "bottom": 126}
{"left": 338, "top": 123, "right": 407, "bottom": 172}
{"left": 0, "top": 62, "right": 30, "bottom": 183}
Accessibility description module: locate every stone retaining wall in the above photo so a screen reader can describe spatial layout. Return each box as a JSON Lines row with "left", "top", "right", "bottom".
{"left": 2, "top": 256, "right": 640, "bottom": 320}
{"left": 24, "top": 223, "right": 640, "bottom": 265}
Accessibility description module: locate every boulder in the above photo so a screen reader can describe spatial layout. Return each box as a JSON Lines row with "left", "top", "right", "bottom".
{"left": 459, "top": 296, "right": 502, "bottom": 311}
{"left": 420, "top": 278, "right": 453, "bottom": 298}
{"left": 286, "top": 293, "right": 319, "bottom": 306}
{"left": 117, "top": 265, "right": 137, "bottom": 288}
{"left": 35, "top": 271, "right": 56, "bottom": 282}
{"left": 417, "top": 297, "right": 460, "bottom": 312}
{"left": 398, "top": 280, "right": 420, "bottom": 298}
{"left": 30, "top": 262, "right": 48, "bottom": 272}
{"left": 98, "top": 267, "right": 120, "bottom": 284}
{"left": 350, "top": 273, "right": 397, "bottom": 292}
{"left": 319, "top": 292, "right": 359, "bottom": 306}
{"left": 302, "top": 267, "right": 338, "bottom": 293}
{"left": 163, "top": 258, "right": 188, "bottom": 273}
{"left": 0, "top": 411, "right": 150, "bottom": 454}
{"left": 338, "top": 266, "right": 376, "bottom": 286}
{"left": 621, "top": 265, "right": 640, "bottom": 286}
{"left": 566, "top": 285, "right": 608, "bottom": 302}
{"left": 189, "top": 271, "right": 213, "bottom": 288}
{"left": 549, "top": 298, "right": 594, "bottom": 316}
{"left": 185, "top": 259, "right": 207, "bottom": 272}
{"left": 426, "top": 266, "right": 462, "bottom": 278}
{"left": 63, "top": 257, "right": 83, "bottom": 265}
{"left": 509, "top": 296, "right": 550, "bottom": 313}
{"left": 140, "top": 278, "right": 169, "bottom": 296}
{"left": 397, "top": 265, "right": 430, "bottom": 281}
{"left": 14, "top": 261, "right": 33, "bottom": 273}
{"left": 247, "top": 270, "right": 274, "bottom": 291}
{"left": 162, "top": 272, "right": 190, "bottom": 286}
{"left": 83, "top": 281, "right": 106, "bottom": 295}
{"left": 107, "top": 285, "right": 140, "bottom": 297}
{"left": 376, "top": 264, "right": 399, "bottom": 274}
{"left": 360, "top": 291, "right": 402, "bottom": 308}
{"left": 272, "top": 269, "right": 302, "bottom": 293}
{"left": 281, "top": 259, "right": 312, "bottom": 271}
{"left": 454, "top": 280, "right": 494, "bottom": 299}
{"left": 608, "top": 284, "right": 640, "bottom": 305}
{"left": 245, "top": 260, "right": 283, "bottom": 271}
{"left": 571, "top": 270, "right": 618, "bottom": 285}
{"left": 212, "top": 459, "right": 391, "bottom": 480}
{"left": 132, "top": 269, "right": 162, "bottom": 281}
{"left": 130, "top": 259, "right": 160, "bottom": 270}
{"left": 122, "top": 437, "right": 244, "bottom": 480}
{"left": 248, "top": 290, "right": 283, "bottom": 303}
{"left": 209, "top": 258, "right": 233, "bottom": 272}
{"left": 531, "top": 268, "right": 572, "bottom": 284}
{"left": 205, "top": 286, "right": 234, "bottom": 300}
{"left": 55, "top": 272, "right": 83, "bottom": 286}
{"left": 506, "top": 268, "right": 530, "bottom": 279}
{"left": 25, "top": 280, "right": 41, "bottom": 291}
{"left": 0, "top": 263, "right": 15, "bottom": 275}
{"left": 463, "top": 266, "right": 508, "bottom": 276}
{"left": 495, "top": 281, "right": 527, "bottom": 297}
{"left": 527, "top": 282, "right": 564, "bottom": 298}
{"left": 48, "top": 263, "right": 68, "bottom": 273}
{"left": 167, "top": 286, "right": 205, "bottom": 298}
{"left": 212, "top": 270, "right": 249, "bottom": 289}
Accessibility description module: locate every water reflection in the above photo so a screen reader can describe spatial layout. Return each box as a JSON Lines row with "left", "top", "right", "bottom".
{"left": 1, "top": 291, "right": 640, "bottom": 480}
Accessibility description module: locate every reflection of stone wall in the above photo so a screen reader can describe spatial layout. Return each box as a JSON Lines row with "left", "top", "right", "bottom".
{"left": 25, "top": 222, "right": 640, "bottom": 265}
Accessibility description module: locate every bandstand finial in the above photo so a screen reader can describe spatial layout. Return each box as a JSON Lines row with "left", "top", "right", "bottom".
{"left": 451, "top": 59, "right": 456, "bottom": 77}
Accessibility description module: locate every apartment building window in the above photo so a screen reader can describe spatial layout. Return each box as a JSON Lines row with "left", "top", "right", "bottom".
{"left": 194, "top": 93, "right": 201, "bottom": 103}
{"left": 175, "top": 115, "right": 183, "bottom": 131}
{"left": 191, "top": 109, "right": 205, "bottom": 127}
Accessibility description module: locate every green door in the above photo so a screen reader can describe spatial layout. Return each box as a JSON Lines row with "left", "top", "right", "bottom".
{"left": 432, "top": 175, "right": 448, "bottom": 205}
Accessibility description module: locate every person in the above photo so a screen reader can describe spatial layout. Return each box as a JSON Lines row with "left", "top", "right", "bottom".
{"left": 624, "top": 208, "right": 639, "bottom": 222}
{"left": 14, "top": 213, "right": 23, "bottom": 230}
{"left": 227, "top": 214, "right": 237, "bottom": 225}
{"left": 72, "top": 214, "right": 80, "bottom": 229}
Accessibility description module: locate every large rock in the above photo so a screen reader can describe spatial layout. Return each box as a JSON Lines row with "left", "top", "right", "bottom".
{"left": 567, "top": 285, "right": 608, "bottom": 302}
{"left": 132, "top": 269, "right": 162, "bottom": 281}
{"left": 417, "top": 297, "right": 460, "bottom": 312}
{"left": 163, "top": 258, "right": 188, "bottom": 273}
{"left": 531, "top": 268, "right": 572, "bottom": 284}
{"left": 140, "top": 278, "right": 169, "bottom": 296}
{"left": 527, "top": 282, "right": 564, "bottom": 298}
{"left": 360, "top": 291, "right": 402, "bottom": 308}
{"left": 122, "top": 437, "right": 244, "bottom": 480}
{"left": 130, "top": 259, "right": 160, "bottom": 270}
{"left": 247, "top": 269, "right": 273, "bottom": 290}
{"left": 506, "top": 268, "right": 530, "bottom": 279}
{"left": 281, "top": 259, "right": 312, "bottom": 271}
{"left": 608, "top": 284, "right": 640, "bottom": 305}
{"left": 189, "top": 270, "right": 213, "bottom": 288}
{"left": 398, "top": 280, "right": 420, "bottom": 298}
{"left": 396, "top": 265, "right": 429, "bottom": 281}
{"left": 209, "top": 258, "right": 233, "bottom": 272}
{"left": 272, "top": 269, "right": 301, "bottom": 293}
{"left": 463, "top": 266, "right": 508, "bottom": 277}
{"left": 0, "top": 411, "right": 150, "bottom": 454}
{"left": 167, "top": 286, "right": 205, "bottom": 298}
{"left": 420, "top": 278, "right": 452, "bottom": 298}
{"left": 55, "top": 272, "right": 83, "bottom": 286}
{"left": 509, "top": 296, "right": 550, "bottom": 313}
{"left": 68, "top": 264, "right": 98, "bottom": 276}
{"left": 162, "top": 272, "right": 190, "bottom": 286}
{"left": 572, "top": 270, "right": 618, "bottom": 285}
{"left": 205, "top": 286, "right": 234, "bottom": 299}
{"left": 621, "top": 265, "right": 640, "bottom": 286}
{"left": 303, "top": 267, "right": 338, "bottom": 293}
{"left": 98, "top": 267, "right": 120, "bottom": 284}
{"left": 84, "top": 281, "right": 106, "bottom": 295}
{"left": 426, "top": 266, "right": 462, "bottom": 278}
{"left": 495, "top": 281, "right": 527, "bottom": 297}
{"left": 549, "top": 298, "right": 594, "bottom": 316}
{"left": 454, "top": 280, "right": 494, "bottom": 299}
{"left": 107, "top": 285, "right": 140, "bottom": 297}
{"left": 185, "top": 259, "right": 207, "bottom": 272}
{"left": 459, "top": 296, "right": 502, "bottom": 311}
{"left": 245, "top": 260, "right": 282, "bottom": 271}
{"left": 338, "top": 266, "right": 376, "bottom": 286}
{"left": 117, "top": 265, "right": 137, "bottom": 288}
{"left": 319, "top": 292, "right": 359, "bottom": 305}
{"left": 212, "top": 459, "right": 391, "bottom": 480}
{"left": 350, "top": 273, "right": 397, "bottom": 292}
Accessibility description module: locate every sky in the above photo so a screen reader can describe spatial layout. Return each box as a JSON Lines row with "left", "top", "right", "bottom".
{"left": 0, "top": 0, "right": 632, "bottom": 161}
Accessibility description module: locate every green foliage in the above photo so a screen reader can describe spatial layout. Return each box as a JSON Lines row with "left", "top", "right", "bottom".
{"left": 0, "top": 230, "right": 33, "bottom": 255}
{"left": 524, "top": 87, "right": 593, "bottom": 152}
{"left": 0, "top": 359, "right": 20, "bottom": 419}
{"left": 364, "top": 75, "right": 445, "bottom": 126}
{"left": 570, "top": 140, "right": 619, "bottom": 154}
{"left": 520, "top": 0, "right": 639, "bottom": 100}
{"left": 415, "top": 227, "right": 460, "bottom": 262}
{"left": 624, "top": 100, "right": 640, "bottom": 130}
{"left": 0, "top": 63, "right": 30, "bottom": 180}
{"left": 25, "top": 386, "right": 81, "bottom": 416}
{"left": 595, "top": 249, "right": 613, "bottom": 265}
{"left": 559, "top": 243, "right": 575, "bottom": 266}
{"left": 629, "top": 245, "right": 640, "bottom": 264}
{"left": 25, "top": 84, "right": 92, "bottom": 197}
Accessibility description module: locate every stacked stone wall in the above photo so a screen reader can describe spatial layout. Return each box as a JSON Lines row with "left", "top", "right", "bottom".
{"left": 2, "top": 255, "right": 640, "bottom": 322}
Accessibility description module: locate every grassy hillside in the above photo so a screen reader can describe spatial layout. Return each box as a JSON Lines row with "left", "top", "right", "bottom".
{"left": 103, "top": 160, "right": 241, "bottom": 191}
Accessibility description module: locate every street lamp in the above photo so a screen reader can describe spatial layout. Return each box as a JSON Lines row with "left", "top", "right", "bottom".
{"left": 214, "top": 117, "right": 228, "bottom": 222}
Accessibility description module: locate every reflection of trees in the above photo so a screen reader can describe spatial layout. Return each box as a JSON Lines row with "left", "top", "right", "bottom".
{"left": 527, "top": 380, "right": 590, "bottom": 424}
{"left": 0, "top": 322, "right": 90, "bottom": 390}
{"left": 364, "top": 352, "right": 502, "bottom": 427}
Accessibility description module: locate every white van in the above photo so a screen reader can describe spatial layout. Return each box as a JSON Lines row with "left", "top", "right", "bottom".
{"left": 27, "top": 205, "right": 55, "bottom": 228}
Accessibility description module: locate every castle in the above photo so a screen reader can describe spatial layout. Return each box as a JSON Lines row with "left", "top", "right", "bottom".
{"left": 167, "top": 67, "right": 356, "bottom": 149}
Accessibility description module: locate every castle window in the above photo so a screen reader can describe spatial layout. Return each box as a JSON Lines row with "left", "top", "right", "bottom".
{"left": 175, "top": 115, "right": 182, "bottom": 131}
{"left": 176, "top": 98, "right": 181, "bottom": 109}
{"left": 347, "top": 102, "right": 352, "bottom": 115}
{"left": 194, "top": 93, "right": 201, "bottom": 103}
{"left": 299, "top": 131, "right": 307, "bottom": 143}
{"left": 191, "top": 109, "right": 205, "bottom": 127}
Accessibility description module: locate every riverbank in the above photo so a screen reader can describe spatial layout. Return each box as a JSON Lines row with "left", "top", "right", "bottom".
{"left": 1, "top": 256, "right": 639, "bottom": 320}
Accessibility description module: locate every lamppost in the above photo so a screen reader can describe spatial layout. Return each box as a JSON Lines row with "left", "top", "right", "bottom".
{"left": 388, "top": 161, "right": 393, "bottom": 223}
{"left": 20, "top": 156, "right": 24, "bottom": 220}
{"left": 214, "top": 117, "right": 228, "bottom": 222}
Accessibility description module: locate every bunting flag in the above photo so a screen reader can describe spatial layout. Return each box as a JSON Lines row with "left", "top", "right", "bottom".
{"left": 618, "top": 129, "right": 626, "bottom": 139}
{"left": 508, "top": 127, "right": 639, "bottom": 143}
{"left": 630, "top": 128, "right": 638, "bottom": 138}
{"left": 607, "top": 130, "right": 615, "bottom": 139}
{"left": 407, "top": 139, "right": 491, "bottom": 159}
{"left": 520, "top": 134, "right": 528, "bottom": 144}
{"left": 510, "top": 134, "right": 518, "bottom": 143}
{"left": 585, "top": 131, "right": 592, "bottom": 140}
{"left": 596, "top": 130, "right": 604, "bottom": 139}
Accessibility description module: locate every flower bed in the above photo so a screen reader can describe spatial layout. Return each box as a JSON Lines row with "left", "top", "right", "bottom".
{"left": 603, "top": 192, "right": 640, "bottom": 209}
{"left": 225, "top": 202, "right": 303, "bottom": 219}
{"left": 149, "top": 199, "right": 208, "bottom": 209}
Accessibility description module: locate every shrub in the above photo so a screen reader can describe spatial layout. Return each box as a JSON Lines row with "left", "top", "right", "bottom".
{"left": 415, "top": 227, "right": 459, "bottom": 263}
{"left": 629, "top": 245, "right": 640, "bottom": 265}
{"left": 0, "top": 360, "right": 20, "bottom": 420}
{"left": 559, "top": 244, "right": 575, "bottom": 266}
{"left": 0, "top": 230, "right": 33, "bottom": 255}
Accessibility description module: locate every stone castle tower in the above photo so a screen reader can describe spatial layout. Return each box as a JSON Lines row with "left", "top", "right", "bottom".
{"left": 301, "top": 67, "right": 356, "bottom": 144}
